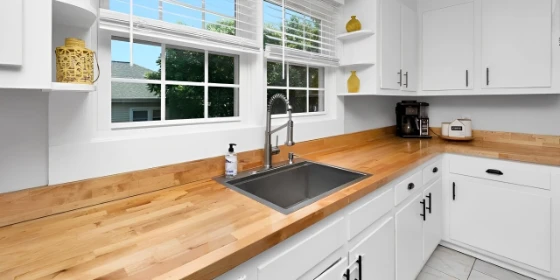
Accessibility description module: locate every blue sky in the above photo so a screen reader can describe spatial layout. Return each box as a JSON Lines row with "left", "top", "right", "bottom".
{"left": 111, "top": 0, "right": 284, "bottom": 71}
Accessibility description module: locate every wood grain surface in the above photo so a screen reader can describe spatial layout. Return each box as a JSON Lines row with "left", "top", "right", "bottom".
{"left": 0, "top": 127, "right": 559, "bottom": 280}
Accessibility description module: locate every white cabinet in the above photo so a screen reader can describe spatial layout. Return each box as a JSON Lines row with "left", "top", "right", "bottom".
{"left": 348, "top": 218, "right": 395, "bottom": 280}
{"left": 396, "top": 193, "right": 424, "bottom": 280}
{"left": 422, "top": 2, "right": 474, "bottom": 91}
{"left": 380, "top": 0, "right": 418, "bottom": 91}
{"left": 449, "top": 174, "right": 552, "bottom": 271}
{"left": 422, "top": 178, "right": 442, "bottom": 260}
{"left": 313, "top": 258, "right": 349, "bottom": 280}
{"left": 380, "top": 0, "right": 402, "bottom": 90}
{"left": 401, "top": 5, "right": 418, "bottom": 92}
{"left": 481, "top": 0, "right": 552, "bottom": 89}
{"left": 0, "top": 0, "right": 23, "bottom": 66}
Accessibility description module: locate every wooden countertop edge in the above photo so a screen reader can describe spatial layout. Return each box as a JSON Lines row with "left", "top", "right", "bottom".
{"left": 156, "top": 152, "right": 442, "bottom": 280}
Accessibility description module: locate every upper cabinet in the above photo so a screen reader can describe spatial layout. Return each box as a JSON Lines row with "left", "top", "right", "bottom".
{"left": 422, "top": 2, "right": 474, "bottom": 91}
{"left": 481, "top": 0, "right": 552, "bottom": 89}
{"left": 380, "top": 0, "right": 419, "bottom": 91}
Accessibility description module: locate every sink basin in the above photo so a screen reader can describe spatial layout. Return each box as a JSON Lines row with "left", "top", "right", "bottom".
{"left": 215, "top": 161, "right": 370, "bottom": 214}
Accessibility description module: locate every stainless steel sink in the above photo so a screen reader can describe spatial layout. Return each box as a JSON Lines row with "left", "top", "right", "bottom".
{"left": 215, "top": 161, "right": 370, "bottom": 214}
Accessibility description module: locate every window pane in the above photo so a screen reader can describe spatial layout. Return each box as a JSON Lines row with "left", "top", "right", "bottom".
{"left": 153, "top": 109, "right": 161, "bottom": 120}
{"left": 111, "top": 82, "right": 161, "bottom": 123}
{"left": 305, "top": 18, "right": 321, "bottom": 53}
{"left": 111, "top": 39, "right": 161, "bottom": 80}
{"left": 289, "top": 65, "right": 307, "bottom": 87}
{"left": 166, "top": 85, "right": 204, "bottom": 120}
{"left": 162, "top": 1, "right": 202, "bottom": 28}
{"left": 110, "top": 0, "right": 160, "bottom": 20}
{"left": 309, "top": 67, "right": 322, "bottom": 88}
{"left": 206, "top": 15, "right": 236, "bottom": 35}
{"left": 309, "top": 90, "right": 324, "bottom": 112}
{"left": 289, "top": 90, "right": 307, "bottom": 113}
{"left": 209, "top": 87, "right": 238, "bottom": 118}
{"left": 209, "top": 54, "right": 236, "bottom": 84}
{"left": 267, "top": 89, "right": 287, "bottom": 115}
{"left": 165, "top": 47, "right": 204, "bottom": 82}
{"left": 267, "top": 61, "right": 286, "bottom": 86}
{"left": 263, "top": 2, "right": 282, "bottom": 47}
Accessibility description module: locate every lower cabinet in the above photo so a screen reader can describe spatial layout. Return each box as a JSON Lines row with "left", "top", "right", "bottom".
{"left": 396, "top": 193, "right": 425, "bottom": 280}
{"left": 423, "top": 179, "right": 442, "bottom": 260}
{"left": 348, "top": 218, "right": 395, "bottom": 280}
{"left": 449, "top": 174, "right": 552, "bottom": 271}
{"left": 314, "top": 257, "right": 349, "bottom": 280}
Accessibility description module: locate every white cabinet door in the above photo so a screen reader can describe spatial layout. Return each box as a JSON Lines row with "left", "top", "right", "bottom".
{"left": 396, "top": 193, "right": 424, "bottom": 280}
{"left": 0, "top": 0, "right": 22, "bottom": 66}
{"left": 449, "top": 175, "right": 552, "bottom": 271}
{"left": 422, "top": 2, "right": 474, "bottom": 91}
{"left": 423, "top": 178, "right": 442, "bottom": 260}
{"left": 348, "top": 218, "right": 395, "bottom": 280}
{"left": 380, "top": 0, "right": 402, "bottom": 90}
{"left": 482, "top": 0, "right": 552, "bottom": 89}
{"left": 314, "top": 258, "right": 349, "bottom": 280}
{"left": 401, "top": 5, "right": 418, "bottom": 92}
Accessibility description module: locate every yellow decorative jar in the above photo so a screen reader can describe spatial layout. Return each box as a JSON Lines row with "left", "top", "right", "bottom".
{"left": 346, "top": 16, "right": 362, "bottom": 33}
{"left": 55, "top": 38, "right": 95, "bottom": 84}
{"left": 347, "top": 71, "right": 360, "bottom": 93}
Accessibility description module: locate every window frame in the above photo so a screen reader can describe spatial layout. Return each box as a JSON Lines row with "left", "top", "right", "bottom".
{"left": 265, "top": 60, "right": 326, "bottom": 119}
{"left": 110, "top": 37, "right": 241, "bottom": 129}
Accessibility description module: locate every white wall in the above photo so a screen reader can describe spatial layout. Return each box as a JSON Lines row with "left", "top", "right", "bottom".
{"left": 343, "top": 96, "right": 399, "bottom": 134}
{"left": 0, "top": 90, "right": 48, "bottom": 192}
{"left": 421, "top": 95, "right": 560, "bottom": 135}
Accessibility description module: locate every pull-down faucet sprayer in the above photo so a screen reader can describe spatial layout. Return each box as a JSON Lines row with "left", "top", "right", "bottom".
{"left": 264, "top": 94, "right": 295, "bottom": 170}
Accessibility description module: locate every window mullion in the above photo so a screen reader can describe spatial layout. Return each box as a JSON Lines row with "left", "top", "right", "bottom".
{"left": 204, "top": 50, "right": 209, "bottom": 119}
{"left": 306, "top": 65, "right": 309, "bottom": 113}
{"left": 161, "top": 44, "right": 167, "bottom": 121}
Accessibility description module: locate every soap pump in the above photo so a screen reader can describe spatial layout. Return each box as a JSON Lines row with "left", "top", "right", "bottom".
{"left": 225, "top": 143, "right": 238, "bottom": 178}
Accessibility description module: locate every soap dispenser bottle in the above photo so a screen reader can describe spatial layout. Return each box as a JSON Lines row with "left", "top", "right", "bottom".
{"left": 225, "top": 143, "right": 238, "bottom": 178}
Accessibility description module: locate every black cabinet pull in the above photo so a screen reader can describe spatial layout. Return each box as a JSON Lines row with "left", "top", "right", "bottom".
{"left": 466, "top": 70, "right": 469, "bottom": 87}
{"left": 486, "top": 169, "right": 504, "bottom": 175}
{"left": 420, "top": 199, "right": 426, "bottom": 221}
{"left": 355, "top": 255, "right": 362, "bottom": 280}
{"left": 452, "top": 182, "right": 456, "bottom": 201}
{"left": 432, "top": 167, "right": 438, "bottom": 173}
{"left": 408, "top": 183, "right": 415, "bottom": 190}
{"left": 344, "top": 268, "right": 350, "bottom": 280}
{"left": 404, "top": 72, "right": 409, "bottom": 88}
{"left": 486, "top": 68, "right": 490, "bottom": 86}
{"left": 426, "top": 193, "right": 432, "bottom": 214}
{"left": 398, "top": 70, "right": 402, "bottom": 86}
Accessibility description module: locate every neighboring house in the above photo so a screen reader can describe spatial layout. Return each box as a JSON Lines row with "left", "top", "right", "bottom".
{"left": 111, "top": 61, "right": 161, "bottom": 123}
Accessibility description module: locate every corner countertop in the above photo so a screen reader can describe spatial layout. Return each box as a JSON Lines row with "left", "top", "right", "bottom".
{"left": 1, "top": 137, "right": 559, "bottom": 280}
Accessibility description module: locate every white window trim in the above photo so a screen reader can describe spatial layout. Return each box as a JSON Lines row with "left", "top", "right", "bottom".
{"left": 265, "top": 60, "right": 326, "bottom": 118}
{"left": 109, "top": 40, "right": 242, "bottom": 129}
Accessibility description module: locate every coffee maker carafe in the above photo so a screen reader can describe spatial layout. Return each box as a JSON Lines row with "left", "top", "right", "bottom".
{"left": 396, "top": 101, "right": 431, "bottom": 138}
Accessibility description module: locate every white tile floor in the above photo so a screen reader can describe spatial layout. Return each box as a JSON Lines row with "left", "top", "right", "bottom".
{"left": 417, "top": 246, "right": 534, "bottom": 280}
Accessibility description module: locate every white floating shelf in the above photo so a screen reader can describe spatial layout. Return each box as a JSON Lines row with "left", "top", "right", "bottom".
{"left": 53, "top": 0, "right": 97, "bottom": 29}
{"left": 44, "top": 82, "right": 96, "bottom": 93}
{"left": 336, "top": 30, "right": 375, "bottom": 41}
{"left": 339, "top": 62, "right": 375, "bottom": 68}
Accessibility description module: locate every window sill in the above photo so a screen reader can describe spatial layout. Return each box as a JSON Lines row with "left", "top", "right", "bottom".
{"left": 271, "top": 111, "right": 327, "bottom": 119}
{"left": 111, "top": 117, "right": 242, "bottom": 130}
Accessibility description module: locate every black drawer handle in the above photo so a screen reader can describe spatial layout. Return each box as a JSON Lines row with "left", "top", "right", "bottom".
{"left": 408, "top": 183, "right": 415, "bottom": 190}
{"left": 420, "top": 199, "right": 426, "bottom": 221}
{"left": 426, "top": 193, "right": 432, "bottom": 214}
{"left": 486, "top": 169, "right": 504, "bottom": 176}
{"left": 432, "top": 167, "right": 438, "bottom": 173}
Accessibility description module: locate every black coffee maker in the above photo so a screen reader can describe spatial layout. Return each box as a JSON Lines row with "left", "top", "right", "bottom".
{"left": 396, "top": 100, "right": 431, "bottom": 138}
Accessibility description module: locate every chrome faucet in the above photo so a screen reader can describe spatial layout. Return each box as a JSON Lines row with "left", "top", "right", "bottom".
{"left": 264, "top": 94, "right": 295, "bottom": 169}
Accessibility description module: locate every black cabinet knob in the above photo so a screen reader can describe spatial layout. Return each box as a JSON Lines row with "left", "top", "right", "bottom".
{"left": 408, "top": 183, "right": 415, "bottom": 190}
{"left": 433, "top": 167, "right": 438, "bottom": 173}
{"left": 486, "top": 169, "right": 503, "bottom": 175}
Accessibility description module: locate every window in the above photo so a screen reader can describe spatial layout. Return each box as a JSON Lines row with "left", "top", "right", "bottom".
{"left": 266, "top": 61, "right": 325, "bottom": 115}
{"left": 263, "top": 1, "right": 321, "bottom": 53}
{"left": 111, "top": 38, "right": 239, "bottom": 124}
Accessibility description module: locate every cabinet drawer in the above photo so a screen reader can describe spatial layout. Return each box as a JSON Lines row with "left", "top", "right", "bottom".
{"left": 314, "top": 257, "right": 348, "bottom": 280}
{"left": 395, "top": 171, "right": 423, "bottom": 205}
{"left": 257, "top": 218, "right": 345, "bottom": 280}
{"left": 347, "top": 188, "right": 394, "bottom": 240}
{"left": 422, "top": 160, "right": 442, "bottom": 185}
{"left": 450, "top": 156, "right": 550, "bottom": 190}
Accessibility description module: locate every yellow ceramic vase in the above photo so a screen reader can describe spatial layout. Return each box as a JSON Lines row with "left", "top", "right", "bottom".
{"left": 346, "top": 16, "right": 362, "bottom": 32}
{"left": 347, "top": 71, "right": 360, "bottom": 93}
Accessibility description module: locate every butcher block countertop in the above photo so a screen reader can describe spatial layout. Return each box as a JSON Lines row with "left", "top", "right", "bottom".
{"left": 1, "top": 136, "right": 560, "bottom": 280}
